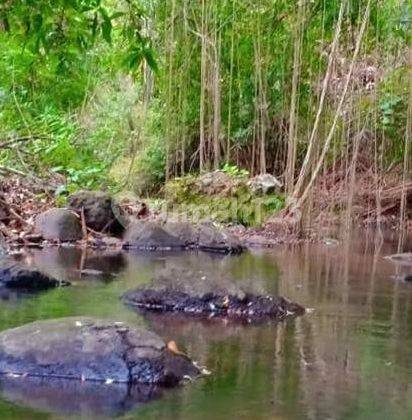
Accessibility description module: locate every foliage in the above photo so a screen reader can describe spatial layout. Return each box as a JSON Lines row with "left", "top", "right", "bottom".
{"left": 221, "top": 164, "right": 249, "bottom": 177}
{"left": 0, "top": 0, "right": 410, "bottom": 217}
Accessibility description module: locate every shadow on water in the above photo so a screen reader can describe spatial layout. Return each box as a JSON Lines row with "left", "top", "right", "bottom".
{"left": 0, "top": 230, "right": 411, "bottom": 419}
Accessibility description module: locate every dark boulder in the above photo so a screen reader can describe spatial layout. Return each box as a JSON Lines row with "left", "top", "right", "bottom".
{"left": 164, "top": 222, "right": 198, "bottom": 247}
{"left": 123, "top": 222, "right": 185, "bottom": 250}
{"left": 0, "top": 317, "right": 201, "bottom": 385}
{"left": 197, "top": 223, "right": 244, "bottom": 254}
{"left": 0, "top": 261, "right": 69, "bottom": 291}
{"left": 123, "top": 221, "right": 244, "bottom": 254}
{"left": 68, "top": 191, "right": 125, "bottom": 235}
{"left": 124, "top": 288, "right": 304, "bottom": 323}
{"left": 35, "top": 208, "right": 82, "bottom": 242}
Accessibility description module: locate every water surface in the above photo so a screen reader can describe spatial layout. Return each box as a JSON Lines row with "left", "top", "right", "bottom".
{"left": 1, "top": 231, "right": 412, "bottom": 419}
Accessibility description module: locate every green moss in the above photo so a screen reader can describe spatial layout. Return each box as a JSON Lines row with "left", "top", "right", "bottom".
{"left": 163, "top": 176, "right": 284, "bottom": 226}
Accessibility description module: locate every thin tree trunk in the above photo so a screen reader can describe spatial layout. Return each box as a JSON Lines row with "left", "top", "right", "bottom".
{"left": 199, "top": 0, "right": 207, "bottom": 171}
{"left": 292, "top": 0, "right": 372, "bottom": 213}
{"left": 398, "top": 43, "right": 412, "bottom": 246}
{"left": 291, "top": 0, "right": 346, "bottom": 202}
{"left": 212, "top": 23, "right": 221, "bottom": 170}
{"left": 285, "top": 0, "right": 305, "bottom": 194}
{"left": 226, "top": 0, "right": 236, "bottom": 163}
{"left": 165, "top": 0, "right": 176, "bottom": 181}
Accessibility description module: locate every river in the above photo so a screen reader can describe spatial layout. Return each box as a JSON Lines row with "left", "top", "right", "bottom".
{"left": 0, "top": 230, "right": 411, "bottom": 419}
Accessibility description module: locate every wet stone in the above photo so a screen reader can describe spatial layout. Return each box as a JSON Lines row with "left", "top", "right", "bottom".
{"left": 0, "top": 260, "right": 68, "bottom": 291}
{"left": 123, "top": 222, "right": 185, "bottom": 250}
{"left": 124, "top": 288, "right": 305, "bottom": 323}
{"left": 35, "top": 208, "right": 82, "bottom": 242}
{"left": 0, "top": 317, "right": 200, "bottom": 386}
{"left": 68, "top": 190, "right": 125, "bottom": 235}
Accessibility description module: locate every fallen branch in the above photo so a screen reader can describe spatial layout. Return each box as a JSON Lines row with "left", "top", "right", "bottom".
{"left": 0, "top": 197, "right": 33, "bottom": 227}
{"left": 0, "top": 165, "right": 27, "bottom": 176}
{"left": 0, "top": 135, "right": 49, "bottom": 150}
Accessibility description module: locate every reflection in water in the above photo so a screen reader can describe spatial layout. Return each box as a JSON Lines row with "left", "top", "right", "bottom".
{"left": 0, "top": 232, "right": 411, "bottom": 419}
{"left": 24, "top": 247, "right": 128, "bottom": 282}
{"left": 0, "top": 376, "right": 162, "bottom": 418}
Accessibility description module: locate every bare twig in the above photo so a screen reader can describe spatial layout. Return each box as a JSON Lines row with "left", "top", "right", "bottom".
{"left": 0, "top": 135, "right": 49, "bottom": 150}
{"left": 80, "top": 207, "right": 88, "bottom": 240}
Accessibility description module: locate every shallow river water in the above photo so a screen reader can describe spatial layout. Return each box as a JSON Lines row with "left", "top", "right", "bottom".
{"left": 1, "top": 231, "right": 412, "bottom": 420}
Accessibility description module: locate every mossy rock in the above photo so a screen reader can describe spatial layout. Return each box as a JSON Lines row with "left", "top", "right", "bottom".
{"left": 163, "top": 172, "right": 285, "bottom": 227}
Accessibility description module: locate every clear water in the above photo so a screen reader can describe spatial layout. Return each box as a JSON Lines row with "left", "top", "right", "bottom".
{"left": 1, "top": 231, "right": 412, "bottom": 420}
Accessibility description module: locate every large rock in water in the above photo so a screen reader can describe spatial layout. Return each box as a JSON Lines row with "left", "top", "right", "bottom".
{"left": 68, "top": 191, "right": 125, "bottom": 235}
{"left": 197, "top": 223, "right": 244, "bottom": 254}
{"left": 35, "top": 208, "right": 82, "bottom": 241}
{"left": 123, "top": 267, "right": 305, "bottom": 323}
{"left": 0, "top": 317, "right": 200, "bottom": 385}
{"left": 0, "top": 261, "right": 69, "bottom": 291}
{"left": 123, "top": 221, "right": 244, "bottom": 254}
{"left": 123, "top": 222, "right": 185, "bottom": 250}
{"left": 124, "top": 288, "right": 305, "bottom": 323}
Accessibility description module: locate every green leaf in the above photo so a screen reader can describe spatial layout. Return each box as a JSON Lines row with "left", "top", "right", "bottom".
{"left": 101, "top": 19, "right": 112, "bottom": 43}
{"left": 110, "top": 12, "right": 125, "bottom": 20}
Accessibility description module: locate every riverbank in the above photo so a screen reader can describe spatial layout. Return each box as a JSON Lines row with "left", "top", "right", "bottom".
{"left": 0, "top": 165, "right": 410, "bottom": 252}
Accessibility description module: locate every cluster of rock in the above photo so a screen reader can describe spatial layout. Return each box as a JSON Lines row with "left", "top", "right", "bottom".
{"left": 0, "top": 183, "right": 308, "bottom": 413}
{"left": 124, "top": 221, "right": 243, "bottom": 254}
{"left": 32, "top": 190, "right": 245, "bottom": 254}
{"left": 34, "top": 190, "right": 123, "bottom": 242}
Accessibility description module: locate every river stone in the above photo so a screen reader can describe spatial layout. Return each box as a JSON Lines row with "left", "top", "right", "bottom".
{"left": 248, "top": 174, "right": 282, "bottom": 195}
{"left": 0, "top": 317, "right": 200, "bottom": 385}
{"left": 197, "top": 223, "right": 244, "bottom": 254}
{"left": 123, "top": 222, "right": 185, "bottom": 250}
{"left": 164, "top": 222, "right": 198, "bottom": 247}
{"left": 124, "top": 288, "right": 305, "bottom": 323}
{"left": 0, "top": 261, "right": 69, "bottom": 290}
{"left": 35, "top": 208, "right": 82, "bottom": 241}
{"left": 68, "top": 190, "right": 125, "bottom": 235}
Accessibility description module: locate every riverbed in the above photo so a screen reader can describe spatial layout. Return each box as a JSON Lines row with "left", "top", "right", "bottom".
{"left": 0, "top": 230, "right": 411, "bottom": 419}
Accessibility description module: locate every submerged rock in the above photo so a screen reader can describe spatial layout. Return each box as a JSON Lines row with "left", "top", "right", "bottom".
{"left": 68, "top": 190, "right": 125, "bottom": 235}
{"left": 0, "top": 261, "right": 68, "bottom": 291}
{"left": 0, "top": 317, "right": 200, "bottom": 385}
{"left": 35, "top": 208, "right": 82, "bottom": 242}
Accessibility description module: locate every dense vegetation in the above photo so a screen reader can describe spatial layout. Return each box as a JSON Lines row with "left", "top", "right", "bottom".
{"left": 0, "top": 1, "right": 410, "bottom": 224}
